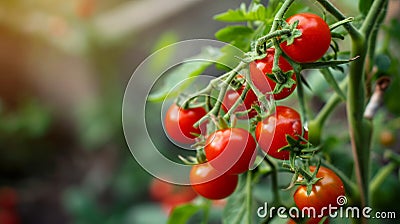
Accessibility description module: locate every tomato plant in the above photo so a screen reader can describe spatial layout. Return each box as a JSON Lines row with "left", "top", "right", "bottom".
{"left": 190, "top": 163, "right": 238, "bottom": 200}
{"left": 255, "top": 106, "right": 303, "bottom": 160}
{"left": 205, "top": 128, "right": 257, "bottom": 174}
{"left": 294, "top": 166, "right": 345, "bottom": 216}
{"left": 251, "top": 48, "right": 296, "bottom": 100}
{"left": 164, "top": 103, "right": 207, "bottom": 144}
{"left": 146, "top": 0, "right": 400, "bottom": 223}
{"left": 280, "top": 13, "right": 331, "bottom": 63}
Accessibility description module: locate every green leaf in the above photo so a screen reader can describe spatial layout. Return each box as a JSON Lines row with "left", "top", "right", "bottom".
{"left": 215, "top": 26, "right": 254, "bottom": 50}
{"left": 149, "top": 32, "right": 179, "bottom": 73}
{"left": 223, "top": 175, "right": 252, "bottom": 224}
{"left": 359, "top": 0, "right": 374, "bottom": 16}
{"left": 167, "top": 204, "right": 203, "bottom": 224}
{"left": 319, "top": 68, "right": 346, "bottom": 101}
{"left": 147, "top": 47, "right": 223, "bottom": 102}
{"left": 214, "top": 3, "right": 268, "bottom": 22}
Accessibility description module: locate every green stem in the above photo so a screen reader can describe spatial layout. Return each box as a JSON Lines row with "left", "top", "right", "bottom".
{"left": 369, "top": 162, "right": 397, "bottom": 205}
{"left": 194, "top": 61, "right": 248, "bottom": 126}
{"left": 263, "top": 156, "right": 281, "bottom": 203}
{"left": 360, "top": 0, "right": 389, "bottom": 39}
{"left": 346, "top": 0, "right": 388, "bottom": 212}
{"left": 384, "top": 150, "right": 400, "bottom": 165}
{"left": 300, "top": 57, "right": 359, "bottom": 70}
{"left": 223, "top": 84, "right": 250, "bottom": 120}
{"left": 256, "top": 29, "right": 291, "bottom": 54}
{"left": 316, "top": 0, "right": 361, "bottom": 39}
{"left": 329, "top": 17, "right": 354, "bottom": 31}
{"left": 246, "top": 171, "right": 253, "bottom": 224}
{"left": 308, "top": 77, "right": 348, "bottom": 145}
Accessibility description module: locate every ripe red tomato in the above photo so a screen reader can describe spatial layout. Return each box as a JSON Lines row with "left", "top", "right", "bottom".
{"left": 294, "top": 166, "right": 345, "bottom": 217}
{"left": 205, "top": 128, "right": 257, "bottom": 174}
{"left": 222, "top": 86, "right": 258, "bottom": 119}
{"left": 255, "top": 106, "right": 302, "bottom": 160}
{"left": 0, "top": 210, "right": 19, "bottom": 224}
{"left": 280, "top": 13, "right": 331, "bottom": 63}
{"left": 149, "top": 178, "right": 197, "bottom": 214}
{"left": 251, "top": 48, "right": 296, "bottom": 100}
{"left": 164, "top": 104, "right": 207, "bottom": 144}
{"left": 0, "top": 187, "right": 17, "bottom": 210}
{"left": 190, "top": 163, "right": 238, "bottom": 200}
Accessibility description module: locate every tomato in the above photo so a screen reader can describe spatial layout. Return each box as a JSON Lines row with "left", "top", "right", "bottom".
{"left": 280, "top": 13, "right": 331, "bottom": 63}
{"left": 255, "top": 106, "right": 302, "bottom": 160}
{"left": 190, "top": 163, "right": 238, "bottom": 200}
{"left": 0, "top": 210, "right": 19, "bottom": 224}
{"left": 164, "top": 104, "right": 207, "bottom": 144}
{"left": 379, "top": 129, "right": 395, "bottom": 147}
{"left": 205, "top": 128, "right": 257, "bottom": 174}
{"left": 149, "top": 178, "right": 197, "bottom": 214}
{"left": 251, "top": 48, "right": 296, "bottom": 100}
{"left": 0, "top": 187, "right": 17, "bottom": 210}
{"left": 222, "top": 86, "right": 258, "bottom": 119}
{"left": 294, "top": 166, "right": 345, "bottom": 217}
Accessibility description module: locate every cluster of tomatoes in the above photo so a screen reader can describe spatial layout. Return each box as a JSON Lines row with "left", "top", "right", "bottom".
{"left": 161, "top": 13, "right": 345, "bottom": 222}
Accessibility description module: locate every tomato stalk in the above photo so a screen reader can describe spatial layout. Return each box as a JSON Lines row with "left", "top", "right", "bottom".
{"left": 194, "top": 61, "right": 249, "bottom": 127}
{"left": 255, "top": 29, "right": 292, "bottom": 55}
{"left": 369, "top": 151, "right": 400, "bottom": 204}
{"left": 316, "top": 0, "right": 388, "bottom": 215}
{"left": 263, "top": 156, "right": 281, "bottom": 204}
{"left": 308, "top": 77, "right": 348, "bottom": 145}
{"left": 316, "top": 0, "right": 361, "bottom": 39}
{"left": 329, "top": 17, "right": 354, "bottom": 31}
{"left": 245, "top": 171, "right": 253, "bottom": 224}
{"left": 222, "top": 84, "right": 251, "bottom": 120}
{"left": 369, "top": 162, "right": 397, "bottom": 205}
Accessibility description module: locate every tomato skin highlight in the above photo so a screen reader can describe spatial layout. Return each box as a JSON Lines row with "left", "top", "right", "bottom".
{"left": 280, "top": 13, "right": 331, "bottom": 63}
{"left": 190, "top": 163, "right": 238, "bottom": 200}
{"left": 294, "top": 166, "right": 345, "bottom": 217}
{"left": 205, "top": 128, "right": 257, "bottom": 174}
{"left": 222, "top": 86, "right": 258, "bottom": 119}
{"left": 256, "top": 106, "right": 302, "bottom": 160}
{"left": 251, "top": 48, "right": 296, "bottom": 100}
{"left": 164, "top": 104, "right": 207, "bottom": 144}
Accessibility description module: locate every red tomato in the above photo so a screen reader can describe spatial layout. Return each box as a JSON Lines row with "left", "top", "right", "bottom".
{"left": 294, "top": 166, "right": 345, "bottom": 217}
{"left": 149, "top": 178, "right": 196, "bottom": 202}
{"left": 149, "top": 178, "right": 197, "bottom": 214}
{"left": 164, "top": 104, "right": 207, "bottom": 144}
{"left": 222, "top": 86, "right": 258, "bottom": 119}
{"left": 255, "top": 106, "right": 302, "bottom": 160}
{"left": 0, "top": 210, "right": 19, "bottom": 224}
{"left": 280, "top": 13, "right": 331, "bottom": 63}
{"left": 251, "top": 48, "right": 296, "bottom": 100}
{"left": 0, "top": 187, "right": 17, "bottom": 210}
{"left": 205, "top": 128, "right": 257, "bottom": 174}
{"left": 190, "top": 163, "right": 238, "bottom": 200}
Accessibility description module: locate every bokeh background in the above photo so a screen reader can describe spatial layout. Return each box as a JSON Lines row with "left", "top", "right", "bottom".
{"left": 0, "top": 0, "right": 399, "bottom": 224}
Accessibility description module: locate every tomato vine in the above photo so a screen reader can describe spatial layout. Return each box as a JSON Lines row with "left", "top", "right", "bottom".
{"left": 150, "top": 0, "right": 400, "bottom": 223}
